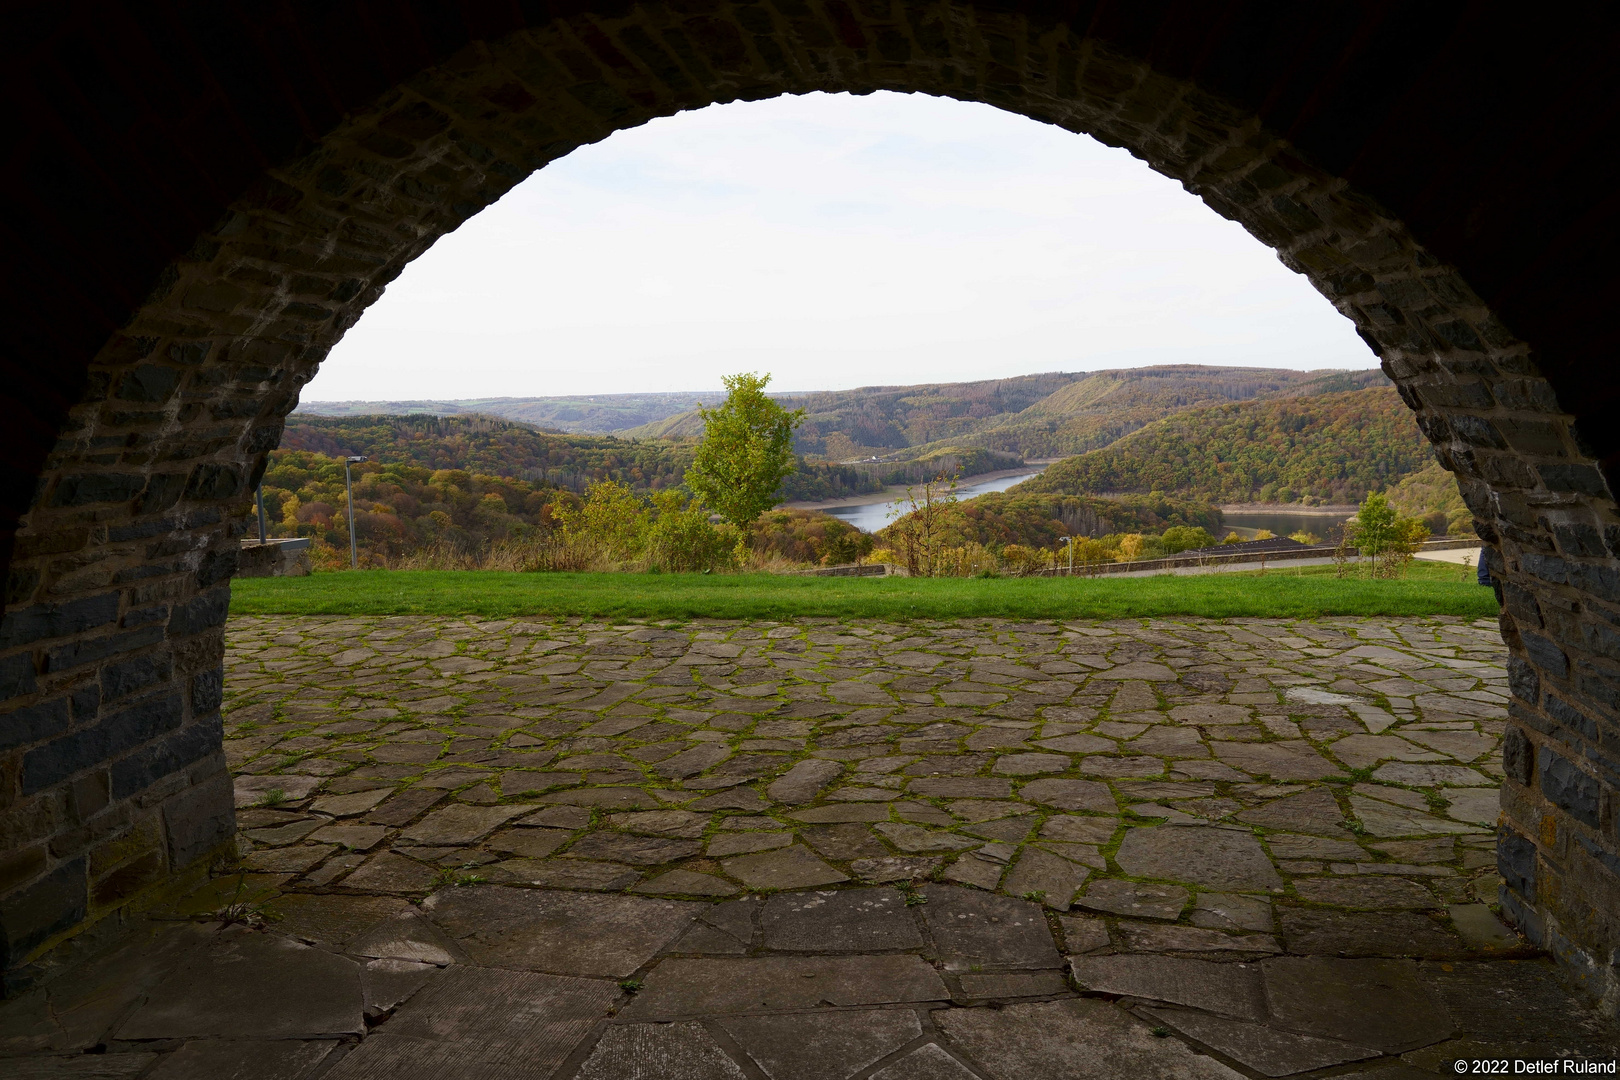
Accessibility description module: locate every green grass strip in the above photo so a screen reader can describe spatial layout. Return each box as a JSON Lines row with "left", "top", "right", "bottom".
{"left": 230, "top": 566, "right": 1498, "bottom": 621}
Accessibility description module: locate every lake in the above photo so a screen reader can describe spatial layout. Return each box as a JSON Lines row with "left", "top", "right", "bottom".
{"left": 1219, "top": 509, "right": 1355, "bottom": 542}
{"left": 822, "top": 470, "right": 1044, "bottom": 533}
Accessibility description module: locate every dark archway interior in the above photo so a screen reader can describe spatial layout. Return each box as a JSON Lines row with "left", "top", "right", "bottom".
{"left": 2, "top": 1, "right": 1619, "bottom": 1000}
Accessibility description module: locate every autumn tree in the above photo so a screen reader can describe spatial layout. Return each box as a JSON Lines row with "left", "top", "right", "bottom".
{"left": 685, "top": 373, "right": 806, "bottom": 556}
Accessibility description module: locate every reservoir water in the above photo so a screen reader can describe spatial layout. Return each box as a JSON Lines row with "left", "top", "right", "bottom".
{"left": 1219, "top": 509, "right": 1356, "bottom": 542}
{"left": 822, "top": 470, "right": 1043, "bottom": 533}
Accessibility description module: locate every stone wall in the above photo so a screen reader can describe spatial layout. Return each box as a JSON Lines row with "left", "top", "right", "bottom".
{"left": 1, "top": 2, "right": 1618, "bottom": 1000}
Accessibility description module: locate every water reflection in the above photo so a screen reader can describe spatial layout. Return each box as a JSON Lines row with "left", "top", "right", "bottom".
{"left": 821, "top": 471, "right": 1043, "bottom": 533}
{"left": 1220, "top": 509, "right": 1355, "bottom": 541}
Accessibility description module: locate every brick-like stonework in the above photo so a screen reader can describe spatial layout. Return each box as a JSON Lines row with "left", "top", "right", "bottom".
{"left": 1, "top": 3, "right": 1618, "bottom": 1004}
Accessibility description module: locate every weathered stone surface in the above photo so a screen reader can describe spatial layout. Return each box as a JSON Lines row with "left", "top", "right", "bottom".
{"left": 564, "top": 831, "right": 701, "bottom": 865}
{"left": 1264, "top": 957, "right": 1454, "bottom": 1053}
{"left": 869, "top": 1043, "right": 982, "bottom": 1080}
{"left": 621, "top": 956, "right": 949, "bottom": 1018}
{"left": 852, "top": 856, "right": 942, "bottom": 883}
{"left": 488, "top": 858, "right": 640, "bottom": 891}
{"left": 1017, "top": 779, "right": 1115, "bottom": 811}
{"left": 919, "top": 886, "right": 1060, "bottom": 972}
{"left": 423, "top": 887, "right": 699, "bottom": 977}
{"left": 761, "top": 888, "right": 923, "bottom": 951}
{"left": 768, "top": 760, "right": 844, "bottom": 803}
{"left": 145, "top": 1040, "right": 338, "bottom": 1079}
{"left": 1002, "top": 849, "right": 1089, "bottom": 909}
{"left": 722, "top": 1009, "right": 923, "bottom": 1080}
{"left": 1139, "top": 1008, "right": 1379, "bottom": 1076}
{"left": 1236, "top": 789, "right": 1346, "bottom": 835}
{"left": 1215, "top": 742, "right": 1343, "bottom": 781}
{"left": 936, "top": 999, "right": 1244, "bottom": 1079}
{"left": 337, "top": 853, "right": 439, "bottom": 895}
{"left": 348, "top": 909, "right": 467, "bottom": 966}
{"left": 361, "top": 958, "right": 439, "bottom": 1015}
{"left": 875, "top": 823, "right": 978, "bottom": 853}
{"left": 1069, "top": 955, "right": 1265, "bottom": 1019}
{"left": 1278, "top": 910, "right": 1463, "bottom": 957}
{"left": 993, "top": 753, "right": 1069, "bottom": 776}
{"left": 1117, "top": 923, "right": 1282, "bottom": 956}
{"left": 265, "top": 894, "right": 408, "bottom": 951}
{"left": 631, "top": 870, "right": 739, "bottom": 897}
{"left": 397, "top": 804, "right": 528, "bottom": 846}
{"left": 801, "top": 823, "right": 889, "bottom": 860}
{"left": 1293, "top": 877, "right": 1436, "bottom": 909}
{"left": 326, "top": 966, "right": 616, "bottom": 1078}
{"left": 724, "top": 845, "right": 849, "bottom": 889}
{"left": 573, "top": 1022, "right": 747, "bottom": 1080}
{"left": 118, "top": 934, "right": 364, "bottom": 1039}
{"left": 1076, "top": 880, "right": 1188, "bottom": 920}
{"left": 1113, "top": 827, "right": 1281, "bottom": 891}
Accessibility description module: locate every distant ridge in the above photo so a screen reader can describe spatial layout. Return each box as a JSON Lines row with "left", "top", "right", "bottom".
{"left": 294, "top": 392, "right": 727, "bottom": 434}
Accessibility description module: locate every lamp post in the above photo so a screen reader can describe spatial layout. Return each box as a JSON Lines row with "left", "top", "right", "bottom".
{"left": 255, "top": 483, "right": 268, "bottom": 544}
{"left": 1060, "top": 536, "right": 1074, "bottom": 576}
{"left": 344, "top": 456, "right": 367, "bottom": 569}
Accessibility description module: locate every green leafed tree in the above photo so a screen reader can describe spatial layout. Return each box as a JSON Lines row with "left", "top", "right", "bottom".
{"left": 686, "top": 373, "right": 806, "bottom": 552}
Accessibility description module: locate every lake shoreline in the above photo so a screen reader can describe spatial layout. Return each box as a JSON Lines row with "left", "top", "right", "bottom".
{"left": 1220, "top": 502, "right": 1359, "bottom": 516}
{"left": 785, "top": 465, "right": 1048, "bottom": 512}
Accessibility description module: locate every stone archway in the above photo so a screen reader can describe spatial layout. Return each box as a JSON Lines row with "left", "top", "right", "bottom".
{"left": 2, "top": 2, "right": 1616, "bottom": 1001}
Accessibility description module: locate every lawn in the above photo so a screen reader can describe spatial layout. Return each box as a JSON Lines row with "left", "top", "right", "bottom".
{"left": 230, "top": 561, "right": 1498, "bottom": 621}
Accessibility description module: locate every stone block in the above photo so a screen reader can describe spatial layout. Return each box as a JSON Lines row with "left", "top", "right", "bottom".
{"left": 1538, "top": 747, "right": 1600, "bottom": 827}
{"left": 0, "top": 857, "right": 86, "bottom": 968}
{"left": 1262, "top": 956, "right": 1453, "bottom": 1053}
{"left": 161, "top": 769, "right": 234, "bottom": 869}
{"left": 1072, "top": 955, "right": 1265, "bottom": 1019}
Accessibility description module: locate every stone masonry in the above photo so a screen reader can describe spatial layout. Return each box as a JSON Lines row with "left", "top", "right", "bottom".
{"left": 1, "top": 614, "right": 1616, "bottom": 1078}
{"left": 2, "top": 3, "right": 1620, "bottom": 999}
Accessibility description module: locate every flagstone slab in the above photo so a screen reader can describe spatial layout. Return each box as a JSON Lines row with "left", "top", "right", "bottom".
{"left": 1069, "top": 955, "right": 1265, "bottom": 1020}
{"left": 621, "top": 956, "right": 949, "bottom": 1019}
{"left": 1263, "top": 957, "right": 1454, "bottom": 1053}
{"left": 325, "top": 967, "right": 616, "bottom": 1080}
{"left": 869, "top": 1044, "right": 982, "bottom": 1080}
{"left": 118, "top": 933, "right": 364, "bottom": 1040}
{"left": 1113, "top": 826, "right": 1282, "bottom": 891}
{"left": 761, "top": 887, "right": 923, "bottom": 951}
{"left": 1139, "top": 1007, "right": 1379, "bottom": 1077}
{"left": 919, "top": 886, "right": 1060, "bottom": 973}
{"left": 145, "top": 1040, "right": 338, "bottom": 1080}
{"left": 936, "top": 999, "right": 1245, "bottom": 1080}
{"left": 721, "top": 1009, "right": 923, "bottom": 1080}
{"left": 725, "top": 845, "right": 850, "bottom": 889}
{"left": 571, "top": 1021, "right": 748, "bottom": 1080}
{"left": 1215, "top": 741, "right": 1343, "bottom": 781}
{"left": 423, "top": 887, "right": 701, "bottom": 978}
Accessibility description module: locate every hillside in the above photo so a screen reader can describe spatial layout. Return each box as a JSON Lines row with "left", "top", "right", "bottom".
{"left": 275, "top": 414, "right": 882, "bottom": 502}
{"left": 294, "top": 392, "right": 725, "bottom": 433}
{"left": 1016, "top": 386, "right": 1430, "bottom": 505}
{"left": 915, "top": 366, "right": 1389, "bottom": 460}
{"left": 1386, "top": 461, "right": 1475, "bottom": 536}
{"left": 301, "top": 366, "right": 1390, "bottom": 465}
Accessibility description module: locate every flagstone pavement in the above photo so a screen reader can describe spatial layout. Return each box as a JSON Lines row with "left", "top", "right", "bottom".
{"left": 3, "top": 614, "right": 1616, "bottom": 1078}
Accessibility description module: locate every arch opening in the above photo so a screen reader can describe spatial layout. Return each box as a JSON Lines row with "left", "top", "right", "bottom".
{"left": 1, "top": 3, "right": 1615, "bottom": 1008}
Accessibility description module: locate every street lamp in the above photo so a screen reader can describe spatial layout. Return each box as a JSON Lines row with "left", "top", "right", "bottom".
{"left": 344, "top": 456, "right": 367, "bottom": 568}
{"left": 1060, "top": 536, "right": 1075, "bottom": 576}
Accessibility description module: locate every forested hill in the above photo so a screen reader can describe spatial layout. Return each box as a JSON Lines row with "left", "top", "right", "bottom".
{"left": 274, "top": 413, "right": 883, "bottom": 501}
{"left": 279, "top": 413, "right": 693, "bottom": 491}
{"left": 1015, "top": 386, "right": 1431, "bottom": 504}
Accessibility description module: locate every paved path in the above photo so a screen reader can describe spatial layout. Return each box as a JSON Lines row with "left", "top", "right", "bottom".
{"left": 3, "top": 615, "right": 1615, "bottom": 1077}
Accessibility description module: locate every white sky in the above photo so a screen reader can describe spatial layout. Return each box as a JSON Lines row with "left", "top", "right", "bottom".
{"left": 304, "top": 91, "right": 1375, "bottom": 402}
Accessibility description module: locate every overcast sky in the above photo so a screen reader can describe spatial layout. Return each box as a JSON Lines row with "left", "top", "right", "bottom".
{"left": 304, "top": 91, "right": 1375, "bottom": 402}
